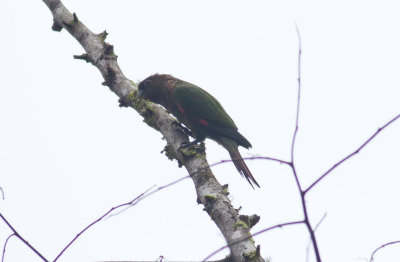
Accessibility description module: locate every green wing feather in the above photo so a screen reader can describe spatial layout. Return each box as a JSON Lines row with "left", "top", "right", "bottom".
{"left": 173, "top": 81, "right": 251, "bottom": 148}
{"left": 173, "top": 81, "right": 237, "bottom": 128}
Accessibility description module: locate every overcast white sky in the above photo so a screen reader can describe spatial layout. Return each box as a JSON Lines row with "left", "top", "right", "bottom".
{"left": 0, "top": 0, "right": 400, "bottom": 262}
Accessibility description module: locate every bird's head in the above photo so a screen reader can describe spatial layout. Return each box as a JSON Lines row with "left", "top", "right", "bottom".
{"left": 137, "top": 74, "right": 166, "bottom": 104}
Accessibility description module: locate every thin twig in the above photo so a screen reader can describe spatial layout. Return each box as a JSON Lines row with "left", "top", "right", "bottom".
{"left": 370, "top": 240, "right": 400, "bottom": 262}
{"left": 106, "top": 175, "right": 191, "bottom": 219}
{"left": 202, "top": 23, "right": 400, "bottom": 262}
{"left": 54, "top": 172, "right": 203, "bottom": 261}
{"left": 102, "top": 154, "right": 299, "bottom": 220}
{"left": 313, "top": 213, "right": 327, "bottom": 235}
{"left": 305, "top": 114, "right": 400, "bottom": 194}
{"left": 0, "top": 155, "right": 287, "bottom": 262}
{"left": 290, "top": 23, "right": 304, "bottom": 198}
{"left": 291, "top": 23, "right": 302, "bottom": 163}
{"left": 202, "top": 220, "right": 304, "bottom": 261}
{"left": 0, "top": 187, "right": 4, "bottom": 200}
{"left": 291, "top": 161, "right": 321, "bottom": 262}
{"left": 305, "top": 213, "right": 327, "bottom": 262}
{"left": 107, "top": 155, "right": 290, "bottom": 217}
{"left": 212, "top": 156, "right": 291, "bottom": 167}
{"left": 52, "top": 186, "right": 155, "bottom": 261}
{"left": 2, "top": 234, "right": 15, "bottom": 262}
{"left": 289, "top": 24, "right": 322, "bottom": 262}
{"left": 0, "top": 213, "right": 49, "bottom": 262}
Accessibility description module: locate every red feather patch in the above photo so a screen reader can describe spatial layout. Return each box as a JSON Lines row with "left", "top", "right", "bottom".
{"left": 177, "top": 103, "right": 185, "bottom": 114}
{"left": 197, "top": 119, "right": 208, "bottom": 126}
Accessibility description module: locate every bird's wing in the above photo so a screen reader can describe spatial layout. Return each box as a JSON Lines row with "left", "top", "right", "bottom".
{"left": 173, "top": 83, "right": 252, "bottom": 148}
{"left": 173, "top": 82, "right": 237, "bottom": 129}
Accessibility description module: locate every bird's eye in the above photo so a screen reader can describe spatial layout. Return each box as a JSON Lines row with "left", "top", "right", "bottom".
{"left": 139, "top": 79, "right": 151, "bottom": 91}
{"left": 144, "top": 79, "right": 152, "bottom": 86}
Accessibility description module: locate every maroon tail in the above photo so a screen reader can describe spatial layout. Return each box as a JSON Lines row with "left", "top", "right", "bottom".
{"left": 228, "top": 148, "right": 260, "bottom": 189}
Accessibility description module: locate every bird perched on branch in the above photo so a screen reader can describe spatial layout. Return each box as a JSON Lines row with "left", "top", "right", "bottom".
{"left": 138, "top": 74, "right": 259, "bottom": 188}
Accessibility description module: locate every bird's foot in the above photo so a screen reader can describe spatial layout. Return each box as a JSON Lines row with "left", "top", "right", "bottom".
{"left": 171, "top": 121, "right": 193, "bottom": 137}
{"left": 178, "top": 138, "right": 203, "bottom": 151}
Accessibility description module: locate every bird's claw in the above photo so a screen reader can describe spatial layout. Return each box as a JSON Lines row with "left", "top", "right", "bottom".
{"left": 171, "top": 121, "right": 192, "bottom": 137}
{"left": 178, "top": 141, "right": 191, "bottom": 151}
{"left": 178, "top": 138, "right": 204, "bottom": 152}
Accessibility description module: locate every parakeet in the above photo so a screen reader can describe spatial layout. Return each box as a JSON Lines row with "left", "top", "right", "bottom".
{"left": 138, "top": 74, "right": 259, "bottom": 188}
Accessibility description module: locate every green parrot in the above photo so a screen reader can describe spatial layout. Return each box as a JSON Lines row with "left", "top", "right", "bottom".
{"left": 138, "top": 74, "right": 260, "bottom": 188}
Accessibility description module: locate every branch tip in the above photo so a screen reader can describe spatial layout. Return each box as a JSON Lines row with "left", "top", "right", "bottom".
{"left": 73, "top": 13, "right": 78, "bottom": 23}
{"left": 221, "top": 184, "right": 230, "bottom": 196}
{"left": 0, "top": 213, "right": 49, "bottom": 262}
{"left": 238, "top": 214, "right": 260, "bottom": 229}
{"left": 161, "top": 144, "right": 177, "bottom": 161}
{"left": 102, "top": 66, "right": 116, "bottom": 87}
{"left": 104, "top": 43, "right": 114, "bottom": 56}
{"left": 0, "top": 186, "right": 4, "bottom": 200}
{"left": 249, "top": 214, "right": 261, "bottom": 228}
{"left": 305, "top": 113, "right": 400, "bottom": 193}
{"left": 73, "top": 53, "right": 91, "bottom": 63}
{"left": 256, "top": 245, "right": 261, "bottom": 257}
{"left": 51, "top": 21, "right": 63, "bottom": 32}
{"left": 98, "top": 30, "right": 108, "bottom": 42}
{"left": 370, "top": 240, "right": 400, "bottom": 262}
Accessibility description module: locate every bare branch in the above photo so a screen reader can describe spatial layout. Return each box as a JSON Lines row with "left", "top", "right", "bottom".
{"left": 105, "top": 175, "right": 191, "bottom": 218}
{"left": 0, "top": 154, "right": 287, "bottom": 262}
{"left": 305, "top": 213, "right": 327, "bottom": 262}
{"left": 290, "top": 161, "right": 322, "bottom": 262}
{"left": 370, "top": 240, "right": 400, "bottom": 262}
{"left": 288, "top": 25, "right": 322, "bottom": 262}
{"left": 305, "top": 114, "right": 400, "bottom": 193}
{"left": 0, "top": 213, "right": 49, "bottom": 262}
{"left": 2, "top": 234, "right": 15, "bottom": 262}
{"left": 213, "top": 156, "right": 291, "bottom": 167}
{"left": 291, "top": 23, "right": 302, "bottom": 163}
{"left": 53, "top": 186, "right": 154, "bottom": 261}
{"left": 0, "top": 187, "right": 4, "bottom": 200}
{"left": 55, "top": 155, "right": 286, "bottom": 261}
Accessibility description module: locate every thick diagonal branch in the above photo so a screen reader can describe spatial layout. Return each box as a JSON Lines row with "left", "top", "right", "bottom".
{"left": 42, "top": 1, "right": 263, "bottom": 261}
